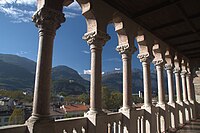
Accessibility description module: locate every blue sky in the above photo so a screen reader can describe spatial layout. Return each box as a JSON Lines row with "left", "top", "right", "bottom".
{"left": 0, "top": 0, "right": 143, "bottom": 74}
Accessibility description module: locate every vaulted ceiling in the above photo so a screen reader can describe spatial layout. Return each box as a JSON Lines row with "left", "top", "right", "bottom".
{"left": 103, "top": 0, "right": 200, "bottom": 60}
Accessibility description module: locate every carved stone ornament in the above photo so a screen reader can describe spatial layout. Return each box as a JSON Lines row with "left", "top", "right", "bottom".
{"left": 82, "top": 31, "right": 110, "bottom": 49}
{"left": 152, "top": 59, "right": 165, "bottom": 66}
{"left": 165, "top": 64, "right": 173, "bottom": 70}
{"left": 181, "top": 70, "right": 187, "bottom": 75}
{"left": 32, "top": 7, "right": 65, "bottom": 31}
{"left": 137, "top": 53, "right": 149, "bottom": 62}
{"left": 116, "top": 43, "right": 135, "bottom": 54}
{"left": 136, "top": 35, "right": 145, "bottom": 43}
{"left": 173, "top": 67, "right": 180, "bottom": 73}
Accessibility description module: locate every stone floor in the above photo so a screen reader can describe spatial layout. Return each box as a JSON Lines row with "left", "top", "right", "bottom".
{"left": 176, "top": 119, "right": 200, "bottom": 133}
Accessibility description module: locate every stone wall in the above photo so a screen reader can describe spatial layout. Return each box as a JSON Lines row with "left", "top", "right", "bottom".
{"left": 194, "top": 69, "right": 200, "bottom": 103}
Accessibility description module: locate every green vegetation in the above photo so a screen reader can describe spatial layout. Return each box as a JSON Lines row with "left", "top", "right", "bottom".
{"left": 9, "top": 108, "right": 25, "bottom": 125}
{"left": 0, "top": 90, "right": 32, "bottom": 103}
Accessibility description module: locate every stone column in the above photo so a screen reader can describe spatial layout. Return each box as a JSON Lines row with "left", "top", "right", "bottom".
{"left": 174, "top": 69, "right": 182, "bottom": 103}
{"left": 181, "top": 59, "right": 190, "bottom": 122}
{"left": 173, "top": 54, "right": 185, "bottom": 125}
{"left": 164, "top": 49, "right": 177, "bottom": 130}
{"left": 186, "top": 62, "right": 196, "bottom": 120}
{"left": 116, "top": 44, "right": 135, "bottom": 110}
{"left": 26, "top": 7, "right": 65, "bottom": 132}
{"left": 152, "top": 43, "right": 168, "bottom": 132}
{"left": 155, "top": 61, "right": 165, "bottom": 105}
{"left": 136, "top": 33, "right": 155, "bottom": 133}
{"left": 138, "top": 53, "right": 152, "bottom": 107}
{"left": 166, "top": 65, "right": 175, "bottom": 103}
{"left": 83, "top": 31, "right": 110, "bottom": 114}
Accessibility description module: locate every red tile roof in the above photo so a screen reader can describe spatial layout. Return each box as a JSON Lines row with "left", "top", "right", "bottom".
{"left": 61, "top": 104, "right": 89, "bottom": 112}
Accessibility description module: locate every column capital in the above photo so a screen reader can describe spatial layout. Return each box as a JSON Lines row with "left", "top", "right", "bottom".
{"left": 137, "top": 52, "right": 151, "bottom": 62}
{"left": 116, "top": 43, "right": 136, "bottom": 55}
{"left": 181, "top": 70, "right": 187, "bottom": 76}
{"left": 165, "top": 64, "right": 173, "bottom": 70}
{"left": 32, "top": 7, "right": 65, "bottom": 31}
{"left": 82, "top": 31, "right": 110, "bottom": 49}
{"left": 173, "top": 67, "right": 180, "bottom": 73}
{"left": 152, "top": 59, "right": 165, "bottom": 66}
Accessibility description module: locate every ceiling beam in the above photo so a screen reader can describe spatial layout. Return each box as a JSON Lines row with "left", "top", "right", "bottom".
{"left": 163, "top": 31, "right": 200, "bottom": 41}
{"left": 181, "top": 46, "right": 200, "bottom": 52}
{"left": 171, "top": 40, "right": 200, "bottom": 47}
{"left": 176, "top": 3, "right": 200, "bottom": 38}
{"left": 151, "top": 13, "right": 200, "bottom": 31}
{"left": 131, "top": 0, "right": 183, "bottom": 19}
{"left": 185, "top": 51, "right": 200, "bottom": 56}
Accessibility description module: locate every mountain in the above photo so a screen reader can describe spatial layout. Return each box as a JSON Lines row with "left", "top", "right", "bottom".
{"left": 0, "top": 54, "right": 36, "bottom": 73}
{"left": 52, "top": 66, "right": 90, "bottom": 95}
{"left": 102, "top": 69, "right": 167, "bottom": 94}
{"left": 0, "top": 54, "right": 89, "bottom": 95}
{"left": 0, "top": 60, "right": 34, "bottom": 89}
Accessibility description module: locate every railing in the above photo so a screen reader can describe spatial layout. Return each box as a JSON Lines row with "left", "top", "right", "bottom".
{"left": 135, "top": 109, "right": 144, "bottom": 133}
{"left": 0, "top": 104, "right": 198, "bottom": 133}
{"left": 55, "top": 117, "right": 88, "bottom": 133}
{"left": 105, "top": 112, "right": 123, "bottom": 133}
{"left": 0, "top": 124, "right": 27, "bottom": 133}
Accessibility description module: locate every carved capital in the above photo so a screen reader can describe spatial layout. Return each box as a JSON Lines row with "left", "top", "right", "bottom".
{"left": 181, "top": 70, "right": 187, "bottom": 75}
{"left": 136, "top": 35, "right": 145, "bottom": 43}
{"left": 82, "top": 31, "right": 110, "bottom": 48}
{"left": 32, "top": 7, "right": 65, "bottom": 31}
{"left": 152, "top": 59, "right": 165, "bottom": 66}
{"left": 137, "top": 53, "right": 150, "bottom": 62}
{"left": 116, "top": 43, "right": 136, "bottom": 55}
{"left": 173, "top": 67, "right": 180, "bottom": 73}
{"left": 165, "top": 64, "right": 173, "bottom": 70}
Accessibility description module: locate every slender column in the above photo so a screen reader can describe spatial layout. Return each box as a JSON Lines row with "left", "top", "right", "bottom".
{"left": 152, "top": 43, "right": 168, "bottom": 132}
{"left": 174, "top": 69, "right": 182, "bottom": 103}
{"left": 137, "top": 53, "right": 152, "bottom": 107}
{"left": 116, "top": 44, "right": 134, "bottom": 110}
{"left": 31, "top": 7, "right": 65, "bottom": 118}
{"left": 155, "top": 63, "right": 165, "bottom": 105}
{"left": 136, "top": 33, "right": 155, "bottom": 133}
{"left": 166, "top": 65, "right": 175, "bottom": 103}
{"left": 186, "top": 73, "right": 192, "bottom": 102}
{"left": 181, "top": 71, "right": 188, "bottom": 103}
{"left": 181, "top": 59, "right": 190, "bottom": 122}
{"left": 83, "top": 31, "right": 110, "bottom": 114}
{"left": 26, "top": 7, "right": 65, "bottom": 133}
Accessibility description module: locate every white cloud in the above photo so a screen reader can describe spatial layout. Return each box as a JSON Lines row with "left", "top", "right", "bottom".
{"left": 115, "top": 68, "right": 121, "bottom": 71}
{"left": 82, "top": 50, "right": 90, "bottom": 54}
{"left": 84, "top": 69, "right": 91, "bottom": 75}
{"left": 0, "top": 0, "right": 36, "bottom": 5}
{"left": 106, "top": 58, "right": 121, "bottom": 62}
{"left": 65, "top": 1, "right": 81, "bottom": 11}
{"left": 16, "top": 51, "right": 28, "bottom": 55}
{"left": 0, "top": 6, "right": 34, "bottom": 23}
{"left": 64, "top": 11, "right": 80, "bottom": 18}
{"left": 16, "top": 0, "right": 36, "bottom": 5}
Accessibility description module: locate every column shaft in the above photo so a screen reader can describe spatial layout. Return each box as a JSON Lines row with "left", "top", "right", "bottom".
{"left": 181, "top": 73, "right": 188, "bottom": 102}
{"left": 32, "top": 30, "right": 55, "bottom": 116}
{"left": 122, "top": 54, "right": 132, "bottom": 109}
{"left": 156, "top": 65, "right": 165, "bottom": 105}
{"left": 142, "top": 61, "right": 152, "bottom": 107}
{"left": 186, "top": 74, "right": 192, "bottom": 102}
{"left": 90, "top": 45, "right": 102, "bottom": 112}
{"left": 166, "top": 68, "right": 174, "bottom": 103}
{"left": 174, "top": 71, "right": 182, "bottom": 103}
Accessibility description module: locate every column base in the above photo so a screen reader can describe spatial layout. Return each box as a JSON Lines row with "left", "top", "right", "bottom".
{"left": 26, "top": 115, "right": 55, "bottom": 133}
{"left": 84, "top": 109, "right": 107, "bottom": 133}
{"left": 167, "top": 102, "right": 178, "bottom": 130}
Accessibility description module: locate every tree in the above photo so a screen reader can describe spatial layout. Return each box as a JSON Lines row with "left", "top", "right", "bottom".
{"left": 9, "top": 108, "right": 25, "bottom": 125}
{"left": 78, "top": 93, "right": 89, "bottom": 104}
{"left": 102, "top": 87, "right": 110, "bottom": 109}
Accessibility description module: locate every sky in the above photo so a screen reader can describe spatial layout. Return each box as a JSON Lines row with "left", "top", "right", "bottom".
{"left": 0, "top": 0, "right": 144, "bottom": 74}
